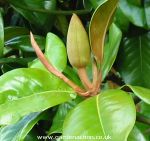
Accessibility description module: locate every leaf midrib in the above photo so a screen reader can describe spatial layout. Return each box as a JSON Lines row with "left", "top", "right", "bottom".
{"left": 139, "top": 36, "right": 143, "bottom": 74}
{"left": 96, "top": 95, "right": 106, "bottom": 136}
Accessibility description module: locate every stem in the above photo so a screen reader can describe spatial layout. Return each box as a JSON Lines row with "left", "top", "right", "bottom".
{"left": 136, "top": 114, "right": 150, "bottom": 126}
{"left": 88, "top": 61, "right": 99, "bottom": 96}
{"left": 30, "top": 32, "right": 89, "bottom": 96}
{"left": 77, "top": 67, "right": 93, "bottom": 90}
{"left": 92, "top": 60, "right": 98, "bottom": 87}
{"left": 92, "top": 70, "right": 102, "bottom": 96}
{"left": 11, "top": 4, "right": 91, "bottom": 15}
{"left": 144, "top": 128, "right": 150, "bottom": 135}
{"left": 98, "top": 69, "right": 102, "bottom": 89}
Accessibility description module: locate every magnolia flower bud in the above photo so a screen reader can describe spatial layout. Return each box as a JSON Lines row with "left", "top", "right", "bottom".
{"left": 67, "top": 13, "right": 90, "bottom": 68}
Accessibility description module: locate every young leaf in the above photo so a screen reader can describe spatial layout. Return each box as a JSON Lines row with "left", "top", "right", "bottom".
{"left": 0, "top": 11, "right": 4, "bottom": 57}
{"left": 45, "top": 33, "right": 67, "bottom": 71}
{"left": 89, "top": 0, "right": 119, "bottom": 64}
{"left": 29, "top": 33, "right": 67, "bottom": 72}
{"left": 102, "top": 23, "right": 122, "bottom": 80}
{"left": 63, "top": 66, "right": 82, "bottom": 86}
{"left": 63, "top": 89, "right": 136, "bottom": 140}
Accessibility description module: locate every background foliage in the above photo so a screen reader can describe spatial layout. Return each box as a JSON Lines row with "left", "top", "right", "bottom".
{"left": 0, "top": 0, "right": 150, "bottom": 141}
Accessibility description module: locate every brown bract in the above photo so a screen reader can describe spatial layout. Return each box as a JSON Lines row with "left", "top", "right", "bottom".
{"left": 89, "top": 0, "right": 119, "bottom": 65}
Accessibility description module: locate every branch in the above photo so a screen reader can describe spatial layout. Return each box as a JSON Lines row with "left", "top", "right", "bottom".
{"left": 30, "top": 32, "right": 89, "bottom": 96}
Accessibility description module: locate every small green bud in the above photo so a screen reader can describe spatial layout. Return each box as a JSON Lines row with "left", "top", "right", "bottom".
{"left": 67, "top": 13, "right": 90, "bottom": 68}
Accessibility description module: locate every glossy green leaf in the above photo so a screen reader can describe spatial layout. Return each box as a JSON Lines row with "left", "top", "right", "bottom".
{"left": 0, "top": 90, "right": 74, "bottom": 125}
{"left": 49, "top": 97, "right": 83, "bottom": 134}
{"left": 8, "top": 0, "right": 56, "bottom": 32}
{"left": 0, "top": 58, "right": 33, "bottom": 66}
{"left": 3, "top": 46, "right": 12, "bottom": 56}
{"left": 129, "top": 0, "right": 142, "bottom": 6}
{"left": 144, "top": 1, "right": 150, "bottom": 28}
{"left": 119, "top": 0, "right": 150, "bottom": 28}
{"left": 83, "top": 0, "right": 93, "bottom": 9}
{"left": 136, "top": 122, "right": 150, "bottom": 140}
{"left": 0, "top": 112, "right": 41, "bottom": 141}
{"left": 119, "top": 0, "right": 144, "bottom": 27}
{"left": 116, "top": 32, "right": 150, "bottom": 88}
{"left": 49, "top": 102, "right": 77, "bottom": 134}
{"left": 45, "top": 33, "right": 67, "bottom": 71}
{"left": 24, "top": 130, "right": 39, "bottom": 141}
{"left": 0, "top": 68, "right": 70, "bottom": 104}
{"left": 115, "top": 7, "right": 130, "bottom": 32}
{"left": 63, "top": 66, "right": 82, "bottom": 86}
{"left": 127, "top": 85, "right": 150, "bottom": 104}
{"left": 63, "top": 89, "right": 136, "bottom": 141}
{"left": 4, "top": 27, "right": 29, "bottom": 42}
{"left": 89, "top": 0, "right": 118, "bottom": 64}
{"left": 0, "top": 11, "right": 4, "bottom": 57}
{"left": 28, "top": 58, "right": 43, "bottom": 71}
{"left": 102, "top": 23, "right": 122, "bottom": 80}
{"left": 83, "top": 0, "right": 107, "bottom": 9}
{"left": 29, "top": 33, "right": 67, "bottom": 72}
{"left": 55, "top": 15, "right": 68, "bottom": 37}
{"left": 0, "top": 68, "right": 74, "bottom": 124}
{"left": 85, "top": 23, "right": 121, "bottom": 82}
{"left": 5, "top": 35, "right": 45, "bottom": 52}
{"left": 140, "top": 102, "right": 150, "bottom": 118}
{"left": 1, "top": 64, "right": 13, "bottom": 74}
{"left": 128, "top": 126, "right": 147, "bottom": 141}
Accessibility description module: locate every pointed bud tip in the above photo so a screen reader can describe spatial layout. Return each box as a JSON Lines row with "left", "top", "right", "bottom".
{"left": 71, "top": 13, "right": 80, "bottom": 23}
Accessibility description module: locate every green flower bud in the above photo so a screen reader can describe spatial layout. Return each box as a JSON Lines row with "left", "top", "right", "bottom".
{"left": 67, "top": 13, "right": 90, "bottom": 68}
